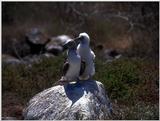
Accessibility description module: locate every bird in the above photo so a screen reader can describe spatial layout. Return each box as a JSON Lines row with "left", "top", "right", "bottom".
{"left": 74, "top": 32, "right": 96, "bottom": 80}
{"left": 56, "top": 39, "right": 84, "bottom": 85}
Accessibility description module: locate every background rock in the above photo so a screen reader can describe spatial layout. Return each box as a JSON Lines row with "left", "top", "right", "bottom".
{"left": 25, "top": 28, "right": 48, "bottom": 45}
{"left": 25, "top": 28, "right": 50, "bottom": 55}
{"left": 104, "top": 49, "right": 122, "bottom": 62}
{"left": 2, "top": 117, "right": 17, "bottom": 120}
{"left": 45, "top": 35, "right": 71, "bottom": 55}
{"left": 23, "top": 80, "right": 113, "bottom": 120}
{"left": 45, "top": 45, "right": 63, "bottom": 56}
{"left": 22, "top": 53, "right": 55, "bottom": 64}
{"left": 48, "top": 35, "right": 71, "bottom": 46}
{"left": 2, "top": 54, "right": 21, "bottom": 65}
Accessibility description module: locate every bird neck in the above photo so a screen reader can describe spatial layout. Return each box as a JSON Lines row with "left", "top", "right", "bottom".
{"left": 81, "top": 39, "right": 89, "bottom": 45}
{"left": 68, "top": 48, "right": 77, "bottom": 55}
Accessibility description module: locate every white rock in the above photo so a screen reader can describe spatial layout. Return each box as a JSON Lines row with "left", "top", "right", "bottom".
{"left": 48, "top": 35, "right": 71, "bottom": 46}
{"left": 23, "top": 80, "right": 112, "bottom": 120}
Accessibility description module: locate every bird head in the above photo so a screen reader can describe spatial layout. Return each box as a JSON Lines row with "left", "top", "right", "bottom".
{"left": 73, "top": 32, "right": 90, "bottom": 45}
{"left": 62, "top": 39, "right": 77, "bottom": 51}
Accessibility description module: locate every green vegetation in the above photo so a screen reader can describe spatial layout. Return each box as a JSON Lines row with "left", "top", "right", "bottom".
{"left": 2, "top": 55, "right": 65, "bottom": 103}
{"left": 2, "top": 56, "right": 159, "bottom": 119}
{"left": 95, "top": 58, "right": 158, "bottom": 102}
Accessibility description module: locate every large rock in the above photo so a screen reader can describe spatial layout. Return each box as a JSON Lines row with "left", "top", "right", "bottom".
{"left": 25, "top": 28, "right": 48, "bottom": 45}
{"left": 45, "top": 45, "right": 63, "bottom": 56}
{"left": 23, "top": 53, "right": 55, "bottom": 64}
{"left": 47, "top": 35, "right": 71, "bottom": 46}
{"left": 45, "top": 35, "right": 71, "bottom": 55}
{"left": 2, "top": 54, "right": 21, "bottom": 65}
{"left": 25, "top": 28, "right": 50, "bottom": 54}
{"left": 2, "top": 53, "right": 55, "bottom": 67}
{"left": 23, "top": 80, "right": 113, "bottom": 120}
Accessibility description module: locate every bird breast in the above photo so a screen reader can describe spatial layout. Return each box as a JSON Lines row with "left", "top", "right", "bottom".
{"left": 77, "top": 45, "right": 93, "bottom": 62}
{"left": 68, "top": 51, "right": 81, "bottom": 64}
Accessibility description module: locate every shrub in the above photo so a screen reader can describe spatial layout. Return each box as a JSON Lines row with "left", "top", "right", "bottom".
{"left": 2, "top": 55, "right": 65, "bottom": 102}
{"left": 94, "top": 57, "right": 158, "bottom": 103}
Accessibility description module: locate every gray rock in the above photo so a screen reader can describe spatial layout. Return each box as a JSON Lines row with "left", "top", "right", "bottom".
{"left": 2, "top": 53, "right": 55, "bottom": 67}
{"left": 104, "top": 49, "right": 122, "bottom": 62}
{"left": 48, "top": 35, "right": 71, "bottom": 46}
{"left": 2, "top": 117, "right": 17, "bottom": 120}
{"left": 45, "top": 45, "right": 63, "bottom": 56}
{"left": 45, "top": 35, "right": 71, "bottom": 55}
{"left": 25, "top": 28, "right": 50, "bottom": 54}
{"left": 25, "top": 28, "right": 48, "bottom": 45}
{"left": 22, "top": 53, "right": 55, "bottom": 67}
{"left": 23, "top": 80, "right": 113, "bottom": 120}
{"left": 2, "top": 54, "right": 21, "bottom": 65}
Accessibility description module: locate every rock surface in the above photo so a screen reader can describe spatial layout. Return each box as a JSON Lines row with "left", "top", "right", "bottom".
{"left": 25, "top": 28, "right": 48, "bottom": 45}
{"left": 2, "top": 117, "right": 17, "bottom": 120}
{"left": 22, "top": 53, "right": 55, "bottom": 65}
{"left": 45, "top": 45, "right": 63, "bottom": 56}
{"left": 48, "top": 35, "right": 71, "bottom": 46}
{"left": 2, "top": 54, "right": 21, "bottom": 65}
{"left": 45, "top": 35, "right": 71, "bottom": 55}
{"left": 23, "top": 80, "right": 113, "bottom": 120}
{"left": 104, "top": 49, "right": 122, "bottom": 62}
{"left": 2, "top": 53, "right": 55, "bottom": 67}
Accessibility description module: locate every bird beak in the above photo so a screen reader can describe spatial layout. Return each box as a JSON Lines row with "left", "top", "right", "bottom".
{"left": 73, "top": 36, "right": 82, "bottom": 45}
{"left": 62, "top": 40, "right": 75, "bottom": 51}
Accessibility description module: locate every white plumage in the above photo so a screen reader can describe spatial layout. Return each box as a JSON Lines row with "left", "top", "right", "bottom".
{"left": 65, "top": 46, "right": 81, "bottom": 81}
{"left": 59, "top": 40, "right": 81, "bottom": 84}
{"left": 76, "top": 32, "right": 96, "bottom": 80}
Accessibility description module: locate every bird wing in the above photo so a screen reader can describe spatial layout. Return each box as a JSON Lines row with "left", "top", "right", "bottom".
{"left": 91, "top": 50, "right": 96, "bottom": 60}
{"left": 80, "top": 60, "right": 86, "bottom": 76}
{"left": 62, "top": 61, "right": 69, "bottom": 76}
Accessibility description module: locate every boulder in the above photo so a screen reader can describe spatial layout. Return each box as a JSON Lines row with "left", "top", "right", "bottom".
{"left": 22, "top": 53, "right": 55, "bottom": 67}
{"left": 2, "top": 54, "right": 21, "bottom": 65}
{"left": 45, "top": 35, "right": 71, "bottom": 55}
{"left": 48, "top": 35, "right": 71, "bottom": 46}
{"left": 45, "top": 45, "right": 63, "bottom": 56}
{"left": 104, "top": 49, "right": 122, "bottom": 62}
{"left": 2, "top": 53, "right": 55, "bottom": 67}
{"left": 25, "top": 28, "right": 50, "bottom": 54}
{"left": 25, "top": 28, "right": 48, "bottom": 45}
{"left": 23, "top": 80, "right": 113, "bottom": 120}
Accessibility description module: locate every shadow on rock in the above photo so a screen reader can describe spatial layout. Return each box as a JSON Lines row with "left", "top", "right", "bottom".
{"left": 23, "top": 80, "right": 113, "bottom": 120}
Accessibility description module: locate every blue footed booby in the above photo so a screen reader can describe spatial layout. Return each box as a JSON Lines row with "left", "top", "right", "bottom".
{"left": 74, "top": 32, "right": 96, "bottom": 80}
{"left": 57, "top": 39, "right": 85, "bottom": 85}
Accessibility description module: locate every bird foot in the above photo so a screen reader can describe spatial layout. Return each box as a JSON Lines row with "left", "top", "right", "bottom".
{"left": 53, "top": 78, "right": 68, "bottom": 86}
{"left": 78, "top": 75, "right": 90, "bottom": 81}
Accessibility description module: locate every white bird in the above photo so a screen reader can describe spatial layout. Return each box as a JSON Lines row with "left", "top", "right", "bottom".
{"left": 57, "top": 40, "right": 84, "bottom": 85}
{"left": 74, "top": 32, "right": 96, "bottom": 80}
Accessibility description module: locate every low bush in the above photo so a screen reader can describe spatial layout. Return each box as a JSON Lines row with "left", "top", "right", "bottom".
{"left": 94, "top": 58, "right": 158, "bottom": 103}
{"left": 2, "top": 56, "right": 159, "bottom": 119}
